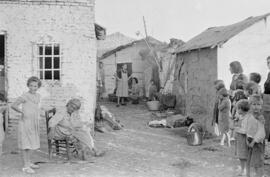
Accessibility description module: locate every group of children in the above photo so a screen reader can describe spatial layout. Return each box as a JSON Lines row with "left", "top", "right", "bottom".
{"left": 213, "top": 64, "right": 268, "bottom": 176}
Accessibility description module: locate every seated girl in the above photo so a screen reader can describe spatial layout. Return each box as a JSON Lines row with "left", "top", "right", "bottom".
{"left": 48, "top": 98, "right": 103, "bottom": 158}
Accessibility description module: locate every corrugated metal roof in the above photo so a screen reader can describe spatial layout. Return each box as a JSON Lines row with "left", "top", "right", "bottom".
{"left": 97, "top": 32, "right": 135, "bottom": 57}
{"left": 100, "top": 36, "right": 164, "bottom": 59}
{"left": 176, "top": 13, "right": 270, "bottom": 53}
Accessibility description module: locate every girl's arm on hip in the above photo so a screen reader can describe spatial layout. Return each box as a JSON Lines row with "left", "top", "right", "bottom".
{"left": 11, "top": 97, "right": 25, "bottom": 114}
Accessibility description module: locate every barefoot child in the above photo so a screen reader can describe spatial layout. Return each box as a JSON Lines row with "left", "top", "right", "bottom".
{"left": 246, "top": 95, "right": 265, "bottom": 177}
{"left": 218, "top": 88, "right": 231, "bottom": 146}
{"left": 0, "top": 94, "right": 7, "bottom": 155}
{"left": 234, "top": 99, "right": 250, "bottom": 176}
{"left": 11, "top": 76, "right": 42, "bottom": 174}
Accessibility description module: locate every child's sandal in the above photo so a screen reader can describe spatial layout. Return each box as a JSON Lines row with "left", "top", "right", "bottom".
{"left": 22, "top": 167, "right": 35, "bottom": 174}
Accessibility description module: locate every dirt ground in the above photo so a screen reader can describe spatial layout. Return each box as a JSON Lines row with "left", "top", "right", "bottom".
{"left": 1, "top": 101, "right": 270, "bottom": 177}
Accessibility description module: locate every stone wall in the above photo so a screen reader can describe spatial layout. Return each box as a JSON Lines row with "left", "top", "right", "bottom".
{"left": 0, "top": 1, "right": 97, "bottom": 134}
{"left": 176, "top": 48, "right": 217, "bottom": 131}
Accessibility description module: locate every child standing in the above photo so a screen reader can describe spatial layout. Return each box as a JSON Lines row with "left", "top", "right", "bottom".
{"left": 11, "top": 76, "right": 42, "bottom": 174}
{"left": 246, "top": 95, "right": 265, "bottom": 177}
{"left": 0, "top": 94, "right": 7, "bottom": 155}
{"left": 234, "top": 99, "right": 250, "bottom": 176}
{"left": 212, "top": 80, "right": 225, "bottom": 126}
{"left": 249, "top": 72, "right": 262, "bottom": 94}
{"left": 230, "top": 80, "right": 247, "bottom": 141}
{"left": 244, "top": 82, "right": 260, "bottom": 99}
{"left": 218, "top": 88, "right": 231, "bottom": 146}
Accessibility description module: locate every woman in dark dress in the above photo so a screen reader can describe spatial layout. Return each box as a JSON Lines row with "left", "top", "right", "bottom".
{"left": 263, "top": 56, "right": 270, "bottom": 141}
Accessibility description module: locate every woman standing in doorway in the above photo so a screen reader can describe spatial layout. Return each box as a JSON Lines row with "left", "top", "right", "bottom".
{"left": 115, "top": 64, "right": 132, "bottom": 107}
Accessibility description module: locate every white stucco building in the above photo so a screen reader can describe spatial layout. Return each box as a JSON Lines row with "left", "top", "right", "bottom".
{"left": 0, "top": 0, "right": 105, "bottom": 132}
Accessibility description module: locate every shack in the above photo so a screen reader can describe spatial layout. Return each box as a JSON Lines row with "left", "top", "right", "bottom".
{"left": 174, "top": 13, "right": 270, "bottom": 130}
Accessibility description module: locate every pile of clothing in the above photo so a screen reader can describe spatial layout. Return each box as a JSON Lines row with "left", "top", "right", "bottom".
{"left": 148, "top": 113, "right": 193, "bottom": 128}
{"left": 95, "top": 104, "right": 123, "bottom": 132}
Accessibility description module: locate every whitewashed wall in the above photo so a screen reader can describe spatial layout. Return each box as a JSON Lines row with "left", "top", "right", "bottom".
{"left": 0, "top": 0, "right": 96, "bottom": 132}
{"left": 218, "top": 17, "right": 270, "bottom": 90}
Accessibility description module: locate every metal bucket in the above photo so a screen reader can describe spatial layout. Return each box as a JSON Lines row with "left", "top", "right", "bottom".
{"left": 186, "top": 123, "right": 203, "bottom": 146}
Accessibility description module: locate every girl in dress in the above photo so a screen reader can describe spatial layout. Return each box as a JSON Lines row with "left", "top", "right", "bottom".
{"left": 212, "top": 80, "right": 225, "bottom": 127}
{"left": 11, "top": 76, "right": 42, "bottom": 174}
{"left": 218, "top": 88, "right": 231, "bottom": 146}
{"left": 115, "top": 64, "right": 132, "bottom": 107}
{"left": 246, "top": 95, "right": 265, "bottom": 177}
{"left": 234, "top": 99, "right": 250, "bottom": 176}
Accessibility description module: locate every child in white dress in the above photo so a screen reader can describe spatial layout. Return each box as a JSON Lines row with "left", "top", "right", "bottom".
{"left": 11, "top": 76, "right": 42, "bottom": 174}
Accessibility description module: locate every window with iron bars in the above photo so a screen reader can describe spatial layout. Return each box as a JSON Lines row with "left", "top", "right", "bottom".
{"left": 38, "top": 44, "right": 61, "bottom": 80}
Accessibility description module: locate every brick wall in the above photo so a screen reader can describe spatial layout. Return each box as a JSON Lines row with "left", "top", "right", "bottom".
{"left": 0, "top": 1, "right": 97, "bottom": 134}
{"left": 176, "top": 48, "right": 218, "bottom": 131}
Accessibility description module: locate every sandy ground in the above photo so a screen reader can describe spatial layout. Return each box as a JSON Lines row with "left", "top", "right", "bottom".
{"left": 1, "top": 101, "right": 270, "bottom": 177}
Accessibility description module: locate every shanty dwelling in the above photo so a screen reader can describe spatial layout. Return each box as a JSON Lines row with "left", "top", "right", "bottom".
{"left": 157, "top": 39, "right": 185, "bottom": 92}
{"left": 174, "top": 13, "right": 270, "bottom": 131}
{"left": 154, "top": 38, "right": 186, "bottom": 113}
{"left": 0, "top": 0, "right": 106, "bottom": 133}
{"left": 97, "top": 32, "right": 135, "bottom": 58}
{"left": 99, "top": 37, "right": 164, "bottom": 98}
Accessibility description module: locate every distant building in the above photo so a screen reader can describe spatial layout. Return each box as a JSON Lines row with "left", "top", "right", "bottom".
{"left": 174, "top": 13, "right": 270, "bottom": 130}
{"left": 97, "top": 32, "right": 135, "bottom": 58}
{"left": 99, "top": 37, "right": 164, "bottom": 97}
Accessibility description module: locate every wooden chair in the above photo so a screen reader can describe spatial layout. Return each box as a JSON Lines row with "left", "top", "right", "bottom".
{"left": 45, "top": 108, "right": 74, "bottom": 160}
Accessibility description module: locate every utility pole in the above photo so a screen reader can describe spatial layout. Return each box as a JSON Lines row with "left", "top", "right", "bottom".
{"left": 143, "top": 16, "right": 148, "bottom": 38}
{"left": 142, "top": 16, "right": 161, "bottom": 72}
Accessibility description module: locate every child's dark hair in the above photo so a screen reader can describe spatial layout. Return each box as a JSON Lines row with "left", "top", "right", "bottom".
{"left": 236, "top": 99, "right": 250, "bottom": 112}
{"left": 0, "top": 92, "right": 6, "bottom": 102}
{"left": 249, "top": 72, "right": 261, "bottom": 84}
{"left": 214, "top": 80, "right": 224, "bottom": 86}
{"left": 132, "top": 77, "right": 138, "bottom": 84}
{"left": 27, "top": 76, "right": 42, "bottom": 88}
{"left": 215, "top": 82, "right": 225, "bottom": 91}
{"left": 235, "top": 79, "right": 245, "bottom": 90}
{"left": 244, "top": 82, "right": 258, "bottom": 95}
{"left": 218, "top": 88, "right": 228, "bottom": 97}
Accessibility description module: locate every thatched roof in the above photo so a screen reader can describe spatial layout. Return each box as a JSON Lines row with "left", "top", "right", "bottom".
{"left": 175, "top": 13, "right": 270, "bottom": 53}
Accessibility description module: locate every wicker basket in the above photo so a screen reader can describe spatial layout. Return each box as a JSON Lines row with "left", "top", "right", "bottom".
{"left": 146, "top": 101, "right": 160, "bottom": 111}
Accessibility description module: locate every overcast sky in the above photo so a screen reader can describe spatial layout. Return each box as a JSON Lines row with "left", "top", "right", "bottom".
{"left": 95, "top": 0, "right": 270, "bottom": 42}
